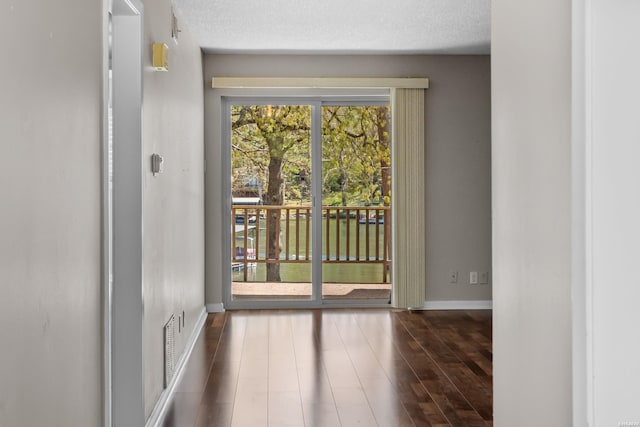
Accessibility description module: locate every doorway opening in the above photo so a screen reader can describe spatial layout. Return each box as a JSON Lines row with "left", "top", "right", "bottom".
{"left": 225, "top": 98, "right": 392, "bottom": 307}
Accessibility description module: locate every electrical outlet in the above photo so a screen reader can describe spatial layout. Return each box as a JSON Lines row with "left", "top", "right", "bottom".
{"left": 449, "top": 271, "right": 458, "bottom": 284}
{"left": 479, "top": 272, "right": 489, "bottom": 284}
{"left": 470, "top": 271, "right": 478, "bottom": 284}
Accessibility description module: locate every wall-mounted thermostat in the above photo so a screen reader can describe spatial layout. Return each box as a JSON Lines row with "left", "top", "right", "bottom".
{"left": 151, "top": 153, "right": 164, "bottom": 175}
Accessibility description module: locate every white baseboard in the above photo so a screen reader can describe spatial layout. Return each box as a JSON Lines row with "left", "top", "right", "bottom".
{"left": 206, "top": 303, "right": 225, "bottom": 313}
{"left": 420, "top": 300, "right": 493, "bottom": 310}
{"left": 146, "top": 307, "right": 208, "bottom": 427}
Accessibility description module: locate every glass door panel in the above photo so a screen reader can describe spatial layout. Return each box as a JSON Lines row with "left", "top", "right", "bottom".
{"left": 230, "top": 104, "right": 313, "bottom": 301}
{"left": 321, "top": 105, "right": 392, "bottom": 301}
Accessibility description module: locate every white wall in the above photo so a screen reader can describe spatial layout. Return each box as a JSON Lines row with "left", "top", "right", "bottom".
{"left": 142, "top": 3, "right": 205, "bottom": 418}
{"left": 587, "top": 0, "right": 640, "bottom": 424}
{"left": 203, "top": 54, "right": 492, "bottom": 308}
{"left": 492, "top": 0, "right": 573, "bottom": 425}
{"left": 0, "top": 1, "right": 103, "bottom": 425}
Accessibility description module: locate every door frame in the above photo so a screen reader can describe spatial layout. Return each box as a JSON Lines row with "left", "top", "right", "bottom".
{"left": 103, "top": 0, "right": 145, "bottom": 425}
{"left": 221, "top": 93, "right": 393, "bottom": 309}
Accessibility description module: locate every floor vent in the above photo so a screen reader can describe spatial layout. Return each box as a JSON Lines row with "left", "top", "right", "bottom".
{"left": 164, "top": 314, "right": 176, "bottom": 388}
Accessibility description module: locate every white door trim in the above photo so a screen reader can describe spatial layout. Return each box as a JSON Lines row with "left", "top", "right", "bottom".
{"left": 107, "top": 0, "right": 145, "bottom": 425}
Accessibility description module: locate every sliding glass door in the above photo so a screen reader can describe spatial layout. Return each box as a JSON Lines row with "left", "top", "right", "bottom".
{"left": 225, "top": 98, "right": 391, "bottom": 307}
{"left": 321, "top": 105, "right": 392, "bottom": 301}
{"left": 230, "top": 103, "right": 313, "bottom": 300}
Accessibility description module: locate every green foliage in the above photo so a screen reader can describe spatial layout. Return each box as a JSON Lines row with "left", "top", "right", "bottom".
{"left": 321, "top": 105, "right": 391, "bottom": 206}
{"left": 231, "top": 105, "right": 311, "bottom": 201}
{"left": 231, "top": 104, "right": 391, "bottom": 207}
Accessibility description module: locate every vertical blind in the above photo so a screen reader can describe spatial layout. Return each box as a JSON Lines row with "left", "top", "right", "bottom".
{"left": 392, "top": 88, "right": 426, "bottom": 309}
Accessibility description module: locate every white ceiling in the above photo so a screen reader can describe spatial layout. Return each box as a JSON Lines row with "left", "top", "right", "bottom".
{"left": 173, "top": 0, "right": 490, "bottom": 55}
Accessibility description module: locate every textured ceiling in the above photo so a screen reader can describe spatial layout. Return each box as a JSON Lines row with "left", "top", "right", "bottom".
{"left": 173, "top": 0, "right": 490, "bottom": 55}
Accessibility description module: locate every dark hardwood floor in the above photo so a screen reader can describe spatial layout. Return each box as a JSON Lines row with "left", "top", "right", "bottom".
{"left": 159, "top": 309, "right": 492, "bottom": 427}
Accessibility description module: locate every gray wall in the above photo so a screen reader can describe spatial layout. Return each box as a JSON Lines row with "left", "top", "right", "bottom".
{"left": 0, "top": 1, "right": 103, "bottom": 425}
{"left": 203, "top": 54, "right": 492, "bottom": 307}
{"left": 0, "top": 0, "right": 206, "bottom": 424}
{"left": 492, "top": 0, "right": 572, "bottom": 425}
{"left": 142, "top": 2, "right": 205, "bottom": 418}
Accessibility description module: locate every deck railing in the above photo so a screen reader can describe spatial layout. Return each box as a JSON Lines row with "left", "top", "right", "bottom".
{"left": 232, "top": 205, "right": 391, "bottom": 282}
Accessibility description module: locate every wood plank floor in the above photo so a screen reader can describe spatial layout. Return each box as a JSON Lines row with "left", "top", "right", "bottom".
{"left": 159, "top": 309, "right": 492, "bottom": 427}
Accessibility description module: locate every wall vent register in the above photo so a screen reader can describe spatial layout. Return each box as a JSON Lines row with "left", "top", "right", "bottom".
{"left": 163, "top": 315, "right": 176, "bottom": 388}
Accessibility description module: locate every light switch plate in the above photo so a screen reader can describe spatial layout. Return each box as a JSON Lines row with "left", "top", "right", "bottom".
{"left": 470, "top": 271, "right": 478, "bottom": 284}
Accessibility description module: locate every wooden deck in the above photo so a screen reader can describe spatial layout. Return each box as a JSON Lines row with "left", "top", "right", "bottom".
{"left": 232, "top": 282, "right": 392, "bottom": 299}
